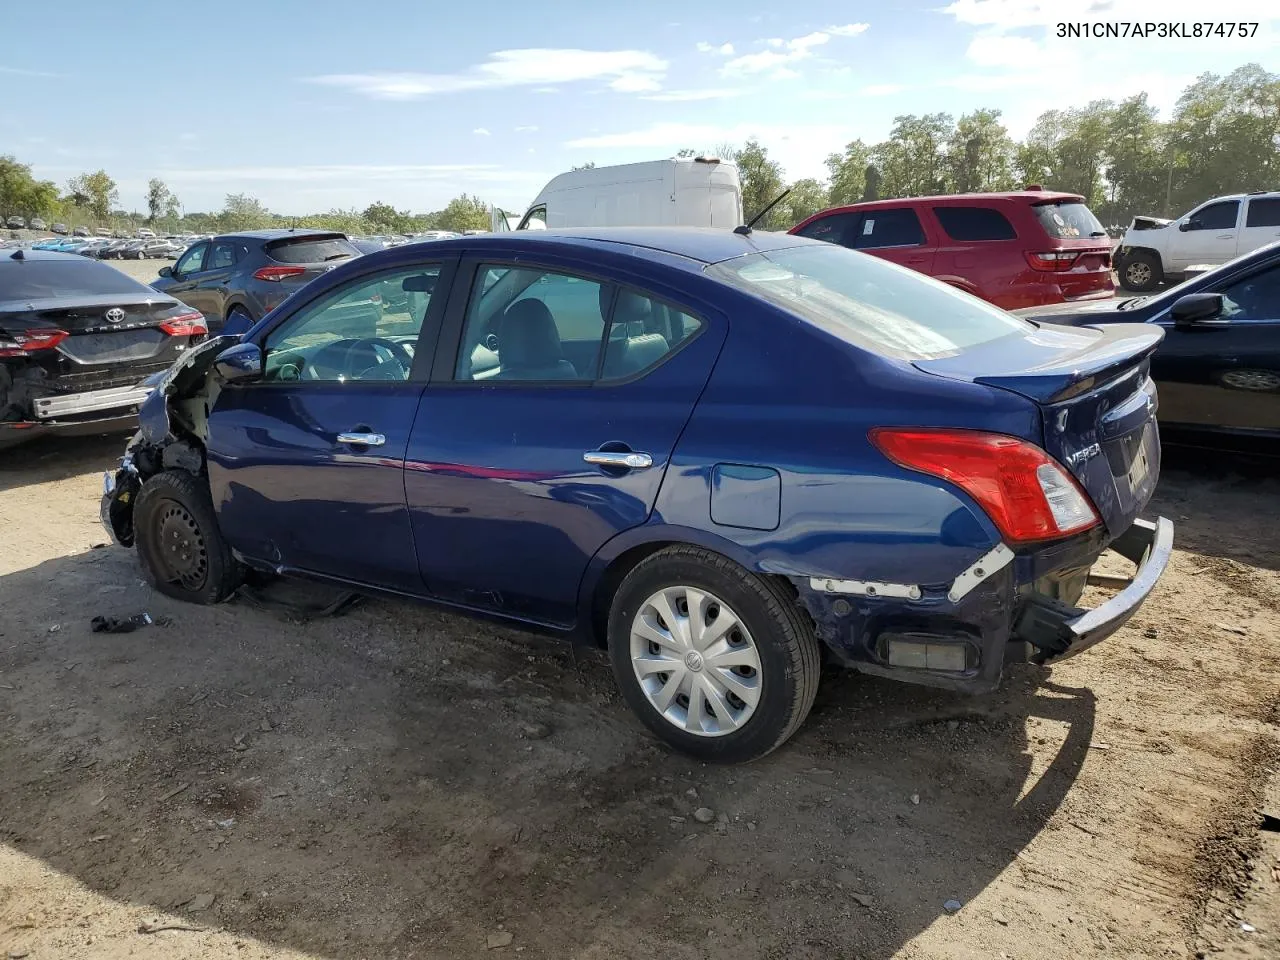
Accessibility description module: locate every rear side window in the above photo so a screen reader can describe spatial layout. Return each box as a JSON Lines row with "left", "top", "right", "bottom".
{"left": 265, "top": 236, "right": 360, "bottom": 264}
{"left": 853, "top": 208, "right": 924, "bottom": 249}
{"left": 0, "top": 260, "right": 155, "bottom": 300}
{"left": 794, "top": 212, "right": 860, "bottom": 246}
{"left": 1245, "top": 198, "right": 1280, "bottom": 228}
{"left": 1032, "top": 201, "right": 1106, "bottom": 239}
{"left": 709, "top": 244, "right": 1029, "bottom": 361}
{"left": 600, "top": 289, "right": 702, "bottom": 381}
{"left": 933, "top": 206, "right": 1017, "bottom": 241}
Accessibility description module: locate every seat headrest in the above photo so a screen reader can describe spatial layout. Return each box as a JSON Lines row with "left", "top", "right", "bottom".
{"left": 500, "top": 299, "right": 564, "bottom": 368}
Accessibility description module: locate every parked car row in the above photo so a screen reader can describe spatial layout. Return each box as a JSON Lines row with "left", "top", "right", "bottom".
{"left": 28, "top": 235, "right": 198, "bottom": 259}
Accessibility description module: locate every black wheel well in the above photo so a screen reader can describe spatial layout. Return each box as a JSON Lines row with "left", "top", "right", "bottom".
{"left": 587, "top": 540, "right": 798, "bottom": 647}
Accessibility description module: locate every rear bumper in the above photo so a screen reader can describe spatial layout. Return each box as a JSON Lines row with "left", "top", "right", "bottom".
{"left": 32, "top": 383, "right": 154, "bottom": 420}
{"left": 1011, "top": 517, "right": 1174, "bottom": 664}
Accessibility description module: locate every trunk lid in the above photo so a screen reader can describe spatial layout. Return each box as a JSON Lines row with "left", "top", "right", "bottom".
{"left": 914, "top": 322, "right": 1164, "bottom": 536}
{"left": 1, "top": 296, "right": 186, "bottom": 367}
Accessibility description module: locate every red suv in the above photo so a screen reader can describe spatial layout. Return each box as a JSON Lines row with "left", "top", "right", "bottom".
{"left": 788, "top": 190, "right": 1114, "bottom": 310}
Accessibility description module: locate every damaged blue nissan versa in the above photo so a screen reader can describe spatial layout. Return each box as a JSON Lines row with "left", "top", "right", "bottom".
{"left": 100, "top": 228, "right": 1173, "bottom": 762}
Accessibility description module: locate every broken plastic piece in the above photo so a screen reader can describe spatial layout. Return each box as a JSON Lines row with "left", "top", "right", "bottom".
{"left": 90, "top": 612, "right": 170, "bottom": 634}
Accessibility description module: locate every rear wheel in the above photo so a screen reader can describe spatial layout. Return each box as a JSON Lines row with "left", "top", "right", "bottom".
{"left": 607, "top": 546, "right": 821, "bottom": 763}
{"left": 134, "top": 469, "right": 243, "bottom": 604}
{"left": 1118, "top": 250, "right": 1162, "bottom": 293}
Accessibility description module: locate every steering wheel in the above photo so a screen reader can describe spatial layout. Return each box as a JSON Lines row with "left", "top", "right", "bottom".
{"left": 344, "top": 337, "right": 415, "bottom": 380}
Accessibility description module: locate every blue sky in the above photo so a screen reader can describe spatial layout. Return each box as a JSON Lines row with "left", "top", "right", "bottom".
{"left": 2, "top": 0, "right": 1276, "bottom": 215}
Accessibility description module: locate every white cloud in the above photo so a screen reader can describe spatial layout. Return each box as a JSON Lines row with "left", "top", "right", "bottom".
{"left": 0, "top": 65, "right": 61, "bottom": 77}
{"left": 473, "top": 127, "right": 491, "bottom": 136}
{"left": 722, "top": 23, "right": 869, "bottom": 77}
{"left": 310, "top": 48, "right": 667, "bottom": 100}
{"left": 642, "top": 88, "right": 741, "bottom": 102}
{"left": 696, "top": 41, "right": 735, "bottom": 55}
{"left": 514, "top": 125, "right": 539, "bottom": 132}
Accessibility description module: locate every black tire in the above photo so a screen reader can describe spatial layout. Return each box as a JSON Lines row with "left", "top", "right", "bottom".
{"left": 134, "top": 469, "right": 243, "bottom": 604}
{"left": 607, "top": 546, "right": 821, "bottom": 763}
{"left": 1118, "top": 250, "right": 1162, "bottom": 293}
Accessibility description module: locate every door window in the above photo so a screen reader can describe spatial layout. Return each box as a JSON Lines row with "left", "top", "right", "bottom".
{"left": 1245, "top": 198, "right": 1280, "bottom": 228}
{"left": 934, "top": 206, "right": 1017, "bottom": 241}
{"left": 853, "top": 208, "right": 925, "bottom": 249}
{"left": 174, "top": 242, "right": 207, "bottom": 276}
{"left": 455, "top": 266, "right": 607, "bottom": 381}
{"left": 262, "top": 265, "right": 442, "bottom": 382}
{"left": 1219, "top": 264, "right": 1280, "bottom": 322}
{"left": 600, "top": 289, "right": 703, "bottom": 380}
{"left": 209, "top": 242, "right": 237, "bottom": 269}
{"left": 793, "top": 212, "right": 860, "bottom": 247}
{"left": 1186, "top": 201, "right": 1240, "bottom": 231}
{"left": 517, "top": 205, "right": 547, "bottom": 230}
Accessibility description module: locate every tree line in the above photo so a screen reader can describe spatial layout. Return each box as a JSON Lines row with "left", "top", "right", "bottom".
{"left": 3, "top": 63, "right": 1276, "bottom": 237}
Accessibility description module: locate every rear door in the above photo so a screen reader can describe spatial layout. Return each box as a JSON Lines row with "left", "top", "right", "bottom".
{"left": 848, "top": 206, "right": 936, "bottom": 275}
{"left": 1168, "top": 199, "right": 1242, "bottom": 271}
{"left": 1238, "top": 197, "right": 1280, "bottom": 257}
{"left": 404, "top": 256, "right": 726, "bottom": 626}
{"left": 206, "top": 256, "right": 457, "bottom": 592}
{"left": 931, "top": 203, "right": 1021, "bottom": 299}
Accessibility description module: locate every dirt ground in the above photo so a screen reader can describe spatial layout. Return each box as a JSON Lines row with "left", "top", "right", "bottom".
{"left": 1, "top": 433, "right": 1278, "bottom": 960}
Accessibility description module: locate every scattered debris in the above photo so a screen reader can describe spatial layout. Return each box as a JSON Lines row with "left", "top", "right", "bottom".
{"left": 1222, "top": 625, "right": 1248, "bottom": 636}
{"left": 517, "top": 721, "right": 551, "bottom": 741}
{"left": 1090, "top": 742, "right": 1112, "bottom": 751}
{"left": 138, "top": 918, "right": 205, "bottom": 934}
{"left": 944, "top": 899, "right": 963, "bottom": 914}
{"left": 186, "top": 894, "right": 215, "bottom": 912}
{"left": 910, "top": 794, "right": 920, "bottom": 805}
{"left": 1143, "top": 628, "right": 1158, "bottom": 638}
{"left": 992, "top": 913, "right": 1009, "bottom": 926}
{"left": 685, "top": 787, "right": 699, "bottom": 799}
{"left": 692, "top": 807, "right": 716, "bottom": 824}
{"left": 187, "top": 692, "right": 208, "bottom": 706}
{"left": 216, "top": 818, "right": 236, "bottom": 829}
{"left": 852, "top": 893, "right": 874, "bottom": 908}
{"left": 746, "top": 822, "right": 757, "bottom": 832}
{"left": 157, "top": 782, "right": 191, "bottom": 802}
{"left": 90, "top": 612, "right": 170, "bottom": 634}
{"left": 89, "top": 834, "right": 109, "bottom": 843}
{"left": 259, "top": 719, "right": 273, "bottom": 733}
{"left": 9, "top": 949, "right": 31, "bottom": 958}
{"left": 1240, "top": 922, "right": 1256, "bottom": 933}
{"left": 487, "top": 931, "right": 514, "bottom": 949}
{"left": 48, "top": 624, "right": 61, "bottom": 634}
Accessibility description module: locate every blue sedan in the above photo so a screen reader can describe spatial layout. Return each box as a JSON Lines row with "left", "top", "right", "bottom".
{"left": 100, "top": 228, "right": 1173, "bottom": 762}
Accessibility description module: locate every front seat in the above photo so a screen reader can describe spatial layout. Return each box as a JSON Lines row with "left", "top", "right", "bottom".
{"left": 495, "top": 299, "right": 578, "bottom": 380}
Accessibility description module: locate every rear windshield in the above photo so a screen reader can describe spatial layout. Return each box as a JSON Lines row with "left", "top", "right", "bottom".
{"left": 1032, "top": 201, "right": 1106, "bottom": 240}
{"left": 265, "top": 236, "right": 359, "bottom": 264}
{"left": 709, "top": 244, "right": 1029, "bottom": 361}
{"left": 0, "top": 259, "right": 156, "bottom": 301}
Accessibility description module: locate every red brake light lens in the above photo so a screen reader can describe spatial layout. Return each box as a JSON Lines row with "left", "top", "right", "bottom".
{"left": 1024, "top": 250, "right": 1080, "bottom": 272}
{"left": 253, "top": 265, "right": 307, "bottom": 282}
{"left": 159, "top": 312, "right": 208, "bottom": 337}
{"left": 869, "top": 428, "right": 1100, "bottom": 544}
{"left": 0, "top": 329, "right": 69, "bottom": 357}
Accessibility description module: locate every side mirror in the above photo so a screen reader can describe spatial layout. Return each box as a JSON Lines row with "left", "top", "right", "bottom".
{"left": 1171, "top": 292, "right": 1226, "bottom": 328}
{"left": 213, "top": 342, "right": 263, "bottom": 383}
{"left": 1178, "top": 219, "right": 1196, "bottom": 232}
{"left": 158, "top": 266, "right": 172, "bottom": 278}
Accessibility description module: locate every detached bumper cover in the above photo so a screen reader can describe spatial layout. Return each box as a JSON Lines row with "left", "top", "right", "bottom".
{"left": 1014, "top": 517, "right": 1174, "bottom": 664}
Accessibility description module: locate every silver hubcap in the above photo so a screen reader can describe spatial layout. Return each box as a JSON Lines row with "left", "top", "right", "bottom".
{"left": 1221, "top": 369, "right": 1280, "bottom": 391}
{"left": 629, "top": 585, "right": 762, "bottom": 737}
{"left": 1125, "top": 261, "right": 1152, "bottom": 285}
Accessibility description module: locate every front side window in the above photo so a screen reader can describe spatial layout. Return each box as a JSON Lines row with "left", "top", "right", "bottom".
{"left": 709, "top": 243, "right": 1029, "bottom": 361}
{"left": 262, "top": 265, "right": 441, "bottom": 383}
{"left": 455, "top": 266, "right": 606, "bottom": 381}
{"left": 1186, "top": 200, "right": 1240, "bottom": 231}
{"left": 793, "top": 212, "right": 860, "bottom": 247}
{"left": 853, "top": 208, "right": 924, "bottom": 249}
{"left": 934, "top": 206, "right": 1017, "bottom": 242}
{"left": 174, "top": 242, "right": 207, "bottom": 276}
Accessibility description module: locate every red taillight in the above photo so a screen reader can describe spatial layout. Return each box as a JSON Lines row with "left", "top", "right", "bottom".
{"left": 869, "top": 428, "right": 1100, "bottom": 544}
{"left": 253, "top": 265, "right": 307, "bottom": 282}
{"left": 1024, "top": 250, "right": 1079, "bottom": 273}
{"left": 0, "top": 329, "right": 69, "bottom": 357}
{"left": 159, "top": 312, "right": 208, "bottom": 337}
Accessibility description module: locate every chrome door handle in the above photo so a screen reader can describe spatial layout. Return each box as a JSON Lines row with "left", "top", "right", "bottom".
{"left": 337, "top": 432, "right": 386, "bottom": 447}
{"left": 583, "top": 450, "right": 653, "bottom": 469}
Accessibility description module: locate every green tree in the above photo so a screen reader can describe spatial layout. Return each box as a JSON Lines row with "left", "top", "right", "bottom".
{"left": 872, "top": 113, "right": 953, "bottom": 197}
{"left": 146, "top": 178, "right": 173, "bottom": 224}
{"left": 946, "top": 109, "right": 1015, "bottom": 193}
{"left": 735, "top": 138, "right": 785, "bottom": 227}
{"left": 779, "top": 178, "right": 829, "bottom": 227}
{"left": 1021, "top": 102, "right": 1111, "bottom": 205}
{"left": 0, "top": 156, "right": 60, "bottom": 220}
{"left": 1098, "top": 94, "right": 1166, "bottom": 225}
{"left": 825, "top": 139, "right": 871, "bottom": 206}
{"left": 66, "top": 170, "right": 118, "bottom": 222}
{"left": 862, "top": 164, "right": 882, "bottom": 202}
{"left": 435, "top": 194, "right": 491, "bottom": 233}
{"left": 220, "top": 193, "right": 272, "bottom": 230}
{"left": 570, "top": 162, "right": 597, "bottom": 171}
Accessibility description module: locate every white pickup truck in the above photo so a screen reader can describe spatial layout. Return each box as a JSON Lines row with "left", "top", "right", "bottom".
{"left": 1114, "top": 191, "right": 1280, "bottom": 292}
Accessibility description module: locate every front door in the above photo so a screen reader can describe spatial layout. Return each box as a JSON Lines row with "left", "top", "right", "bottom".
{"left": 206, "top": 257, "right": 456, "bottom": 592}
{"left": 163, "top": 241, "right": 211, "bottom": 316}
{"left": 1152, "top": 258, "right": 1280, "bottom": 436}
{"left": 405, "top": 259, "right": 725, "bottom": 626}
{"left": 1167, "top": 199, "right": 1241, "bottom": 272}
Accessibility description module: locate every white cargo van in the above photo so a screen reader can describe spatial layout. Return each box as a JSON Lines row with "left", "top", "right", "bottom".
{"left": 494, "top": 157, "right": 743, "bottom": 232}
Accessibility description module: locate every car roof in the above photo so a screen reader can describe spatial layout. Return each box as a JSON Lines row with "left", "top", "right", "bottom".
{"left": 213, "top": 228, "right": 348, "bottom": 242}
{"left": 813, "top": 191, "right": 1085, "bottom": 215}
{"left": 3, "top": 249, "right": 96, "bottom": 262}
{"left": 408, "top": 227, "right": 814, "bottom": 265}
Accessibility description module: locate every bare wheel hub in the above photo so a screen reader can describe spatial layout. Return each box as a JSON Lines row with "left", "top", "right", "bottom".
{"left": 155, "top": 501, "right": 208, "bottom": 591}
